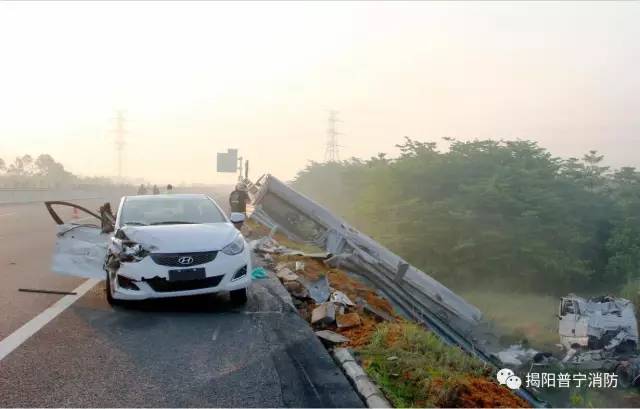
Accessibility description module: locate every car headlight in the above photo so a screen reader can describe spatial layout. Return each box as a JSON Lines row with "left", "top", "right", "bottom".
{"left": 222, "top": 234, "right": 245, "bottom": 255}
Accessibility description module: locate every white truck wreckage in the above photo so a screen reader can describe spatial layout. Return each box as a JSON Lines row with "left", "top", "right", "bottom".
{"left": 553, "top": 295, "right": 640, "bottom": 386}
{"left": 498, "top": 295, "right": 640, "bottom": 383}
{"left": 559, "top": 295, "right": 638, "bottom": 353}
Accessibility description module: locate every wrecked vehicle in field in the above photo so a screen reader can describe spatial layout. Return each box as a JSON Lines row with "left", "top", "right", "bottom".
{"left": 559, "top": 294, "right": 638, "bottom": 353}
{"left": 45, "top": 194, "right": 252, "bottom": 305}
{"left": 556, "top": 295, "right": 640, "bottom": 385}
{"left": 516, "top": 295, "right": 640, "bottom": 387}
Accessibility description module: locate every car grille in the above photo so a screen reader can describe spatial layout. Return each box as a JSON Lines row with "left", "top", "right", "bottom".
{"left": 144, "top": 275, "right": 224, "bottom": 292}
{"left": 150, "top": 251, "right": 218, "bottom": 267}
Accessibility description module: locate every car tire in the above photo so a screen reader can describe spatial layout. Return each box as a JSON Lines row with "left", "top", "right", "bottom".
{"left": 106, "top": 271, "right": 123, "bottom": 306}
{"left": 230, "top": 288, "right": 248, "bottom": 305}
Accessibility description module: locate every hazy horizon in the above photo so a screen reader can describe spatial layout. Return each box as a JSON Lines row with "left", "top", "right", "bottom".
{"left": 1, "top": 1, "right": 639, "bottom": 184}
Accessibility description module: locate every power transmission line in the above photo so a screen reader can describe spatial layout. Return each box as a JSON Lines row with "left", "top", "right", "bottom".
{"left": 325, "top": 110, "right": 341, "bottom": 162}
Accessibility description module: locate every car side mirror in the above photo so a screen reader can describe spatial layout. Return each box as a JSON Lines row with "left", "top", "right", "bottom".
{"left": 230, "top": 212, "right": 245, "bottom": 230}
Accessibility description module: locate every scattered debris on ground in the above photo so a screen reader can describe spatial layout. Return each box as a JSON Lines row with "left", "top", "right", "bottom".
{"left": 247, "top": 220, "right": 396, "bottom": 349}
{"left": 316, "top": 330, "right": 350, "bottom": 344}
{"left": 311, "top": 302, "right": 337, "bottom": 325}
{"left": 247, "top": 219, "right": 528, "bottom": 407}
{"left": 496, "top": 344, "right": 539, "bottom": 367}
{"left": 18, "top": 288, "right": 77, "bottom": 295}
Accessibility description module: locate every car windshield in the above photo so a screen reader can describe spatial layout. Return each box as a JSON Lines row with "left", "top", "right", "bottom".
{"left": 119, "top": 196, "right": 226, "bottom": 226}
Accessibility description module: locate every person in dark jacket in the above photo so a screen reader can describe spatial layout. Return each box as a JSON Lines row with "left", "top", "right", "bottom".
{"left": 137, "top": 184, "right": 148, "bottom": 195}
{"left": 229, "top": 183, "right": 250, "bottom": 213}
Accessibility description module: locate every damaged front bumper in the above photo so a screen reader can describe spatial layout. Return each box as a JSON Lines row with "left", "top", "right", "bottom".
{"left": 109, "top": 249, "right": 252, "bottom": 300}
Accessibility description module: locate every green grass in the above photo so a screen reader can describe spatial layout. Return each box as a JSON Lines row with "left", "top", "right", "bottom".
{"left": 621, "top": 279, "right": 640, "bottom": 308}
{"left": 461, "top": 290, "right": 560, "bottom": 350}
{"left": 358, "top": 322, "right": 491, "bottom": 408}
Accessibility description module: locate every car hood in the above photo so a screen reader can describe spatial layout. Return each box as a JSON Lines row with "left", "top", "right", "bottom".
{"left": 120, "top": 223, "right": 240, "bottom": 253}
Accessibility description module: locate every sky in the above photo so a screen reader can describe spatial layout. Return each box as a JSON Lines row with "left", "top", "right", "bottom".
{"left": 0, "top": 1, "right": 639, "bottom": 184}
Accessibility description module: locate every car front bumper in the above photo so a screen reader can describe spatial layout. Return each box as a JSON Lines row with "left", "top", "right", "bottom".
{"left": 110, "top": 248, "right": 252, "bottom": 300}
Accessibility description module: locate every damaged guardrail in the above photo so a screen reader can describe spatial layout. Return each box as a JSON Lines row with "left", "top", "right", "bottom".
{"left": 251, "top": 175, "right": 481, "bottom": 330}
{"left": 251, "top": 174, "right": 547, "bottom": 407}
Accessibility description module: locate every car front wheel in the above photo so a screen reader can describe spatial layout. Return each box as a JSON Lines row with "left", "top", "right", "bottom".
{"left": 230, "top": 288, "right": 248, "bottom": 305}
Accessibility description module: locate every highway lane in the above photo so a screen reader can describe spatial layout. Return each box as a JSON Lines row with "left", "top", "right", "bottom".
{"left": 0, "top": 196, "right": 363, "bottom": 407}
{"left": 0, "top": 198, "right": 117, "bottom": 340}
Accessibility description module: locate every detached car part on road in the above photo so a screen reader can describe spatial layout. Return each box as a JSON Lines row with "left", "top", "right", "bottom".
{"left": 45, "top": 194, "right": 252, "bottom": 305}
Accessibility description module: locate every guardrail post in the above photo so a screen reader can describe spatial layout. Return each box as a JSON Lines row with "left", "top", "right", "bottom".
{"left": 395, "top": 261, "right": 409, "bottom": 283}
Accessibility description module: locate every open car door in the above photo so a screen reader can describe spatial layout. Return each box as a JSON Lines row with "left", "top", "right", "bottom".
{"left": 45, "top": 201, "right": 113, "bottom": 279}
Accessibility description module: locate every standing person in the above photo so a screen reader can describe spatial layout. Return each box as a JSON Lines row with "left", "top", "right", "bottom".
{"left": 152, "top": 185, "right": 160, "bottom": 195}
{"left": 137, "top": 184, "right": 147, "bottom": 195}
{"left": 229, "top": 183, "right": 250, "bottom": 213}
{"left": 166, "top": 184, "right": 173, "bottom": 194}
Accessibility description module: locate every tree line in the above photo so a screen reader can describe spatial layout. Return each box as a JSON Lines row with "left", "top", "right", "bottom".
{"left": 292, "top": 138, "right": 640, "bottom": 295}
{"left": 0, "top": 154, "right": 112, "bottom": 188}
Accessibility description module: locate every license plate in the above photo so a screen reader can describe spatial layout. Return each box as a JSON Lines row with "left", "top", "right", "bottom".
{"left": 168, "top": 268, "right": 206, "bottom": 281}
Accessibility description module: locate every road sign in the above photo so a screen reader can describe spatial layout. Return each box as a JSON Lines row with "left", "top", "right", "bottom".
{"left": 217, "top": 149, "right": 238, "bottom": 173}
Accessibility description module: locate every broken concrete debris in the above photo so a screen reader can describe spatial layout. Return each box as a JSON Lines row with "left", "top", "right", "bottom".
{"left": 330, "top": 290, "right": 355, "bottom": 307}
{"left": 255, "top": 236, "right": 390, "bottom": 348}
{"left": 337, "top": 312, "right": 362, "bottom": 329}
{"left": 283, "top": 280, "right": 309, "bottom": 299}
{"left": 253, "top": 236, "right": 285, "bottom": 254}
{"left": 275, "top": 266, "right": 299, "bottom": 281}
{"left": 312, "top": 302, "right": 337, "bottom": 326}
{"left": 300, "top": 275, "right": 330, "bottom": 304}
{"left": 315, "top": 330, "right": 349, "bottom": 344}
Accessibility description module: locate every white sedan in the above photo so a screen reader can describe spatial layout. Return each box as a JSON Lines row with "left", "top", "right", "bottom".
{"left": 45, "top": 194, "right": 252, "bottom": 305}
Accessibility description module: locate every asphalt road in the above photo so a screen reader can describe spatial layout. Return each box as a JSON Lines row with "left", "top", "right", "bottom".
{"left": 0, "top": 198, "right": 363, "bottom": 407}
{"left": 0, "top": 198, "right": 104, "bottom": 340}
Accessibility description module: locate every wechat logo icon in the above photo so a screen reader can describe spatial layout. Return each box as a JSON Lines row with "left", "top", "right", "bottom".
{"left": 497, "top": 368, "right": 522, "bottom": 390}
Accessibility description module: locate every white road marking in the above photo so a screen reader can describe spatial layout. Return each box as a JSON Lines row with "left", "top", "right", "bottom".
{"left": 211, "top": 326, "right": 220, "bottom": 341}
{"left": 0, "top": 212, "right": 15, "bottom": 217}
{"left": 0, "top": 278, "right": 100, "bottom": 362}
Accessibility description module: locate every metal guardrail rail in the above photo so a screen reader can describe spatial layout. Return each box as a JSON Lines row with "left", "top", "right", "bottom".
{"left": 250, "top": 174, "right": 548, "bottom": 407}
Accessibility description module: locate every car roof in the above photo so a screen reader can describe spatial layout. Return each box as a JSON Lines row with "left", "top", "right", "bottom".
{"left": 124, "top": 194, "right": 209, "bottom": 201}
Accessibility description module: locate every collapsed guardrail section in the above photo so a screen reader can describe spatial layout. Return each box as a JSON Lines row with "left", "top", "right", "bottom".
{"left": 250, "top": 174, "right": 546, "bottom": 407}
